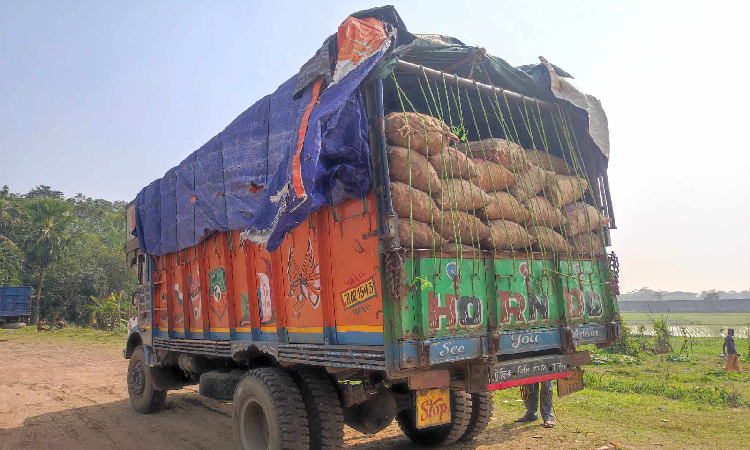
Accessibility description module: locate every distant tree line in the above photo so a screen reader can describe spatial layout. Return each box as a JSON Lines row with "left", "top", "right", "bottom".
{"left": 620, "top": 287, "right": 750, "bottom": 302}
{"left": 0, "top": 185, "right": 136, "bottom": 326}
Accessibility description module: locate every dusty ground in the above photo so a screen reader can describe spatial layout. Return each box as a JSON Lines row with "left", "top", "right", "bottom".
{"left": 0, "top": 332, "right": 679, "bottom": 450}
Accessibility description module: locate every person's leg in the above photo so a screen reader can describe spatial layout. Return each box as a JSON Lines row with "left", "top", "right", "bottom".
{"left": 539, "top": 381, "right": 554, "bottom": 424}
{"left": 518, "top": 383, "right": 540, "bottom": 421}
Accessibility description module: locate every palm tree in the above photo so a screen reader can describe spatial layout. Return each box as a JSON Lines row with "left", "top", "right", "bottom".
{"left": 25, "top": 198, "right": 74, "bottom": 324}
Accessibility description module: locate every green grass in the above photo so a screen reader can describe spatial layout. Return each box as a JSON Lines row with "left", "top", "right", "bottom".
{"left": 490, "top": 336, "right": 750, "bottom": 448}
{"left": 1, "top": 324, "right": 126, "bottom": 348}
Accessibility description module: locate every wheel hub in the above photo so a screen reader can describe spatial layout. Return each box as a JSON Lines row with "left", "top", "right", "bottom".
{"left": 239, "top": 396, "right": 270, "bottom": 450}
{"left": 129, "top": 362, "right": 146, "bottom": 397}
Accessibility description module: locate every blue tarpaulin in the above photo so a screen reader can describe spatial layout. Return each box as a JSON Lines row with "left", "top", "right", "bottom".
{"left": 134, "top": 46, "right": 382, "bottom": 256}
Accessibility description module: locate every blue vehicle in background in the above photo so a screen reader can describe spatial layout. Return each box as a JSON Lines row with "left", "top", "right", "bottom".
{"left": 0, "top": 286, "right": 32, "bottom": 329}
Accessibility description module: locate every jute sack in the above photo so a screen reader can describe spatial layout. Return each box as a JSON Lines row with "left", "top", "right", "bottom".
{"left": 446, "top": 242, "right": 481, "bottom": 253}
{"left": 481, "top": 220, "right": 536, "bottom": 250}
{"left": 561, "top": 202, "right": 610, "bottom": 236}
{"left": 434, "top": 179, "right": 489, "bottom": 211}
{"left": 523, "top": 196, "right": 569, "bottom": 228}
{"left": 475, "top": 191, "right": 528, "bottom": 222}
{"left": 388, "top": 146, "right": 442, "bottom": 194}
{"left": 544, "top": 175, "right": 588, "bottom": 207}
{"left": 524, "top": 149, "right": 571, "bottom": 175}
{"left": 472, "top": 158, "right": 515, "bottom": 192}
{"left": 429, "top": 147, "right": 477, "bottom": 181}
{"left": 398, "top": 219, "right": 447, "bottom": 249}
{"left": 527, "top": 226, "right": 572, "bottom": 253}
{"left": 508, "top": 165, "right": 555, "bottom": 202}
{"left": 569, "top": 232, "right": 604, "bottom": 254}
{"left": 390, "top": 182, "right": 441, "bottom": 224}
{"left": 385, "top": 112, "right": 458, "bottom": 155}
{"left": 436, "top": 210, "right": 490, "bottom": 244}
{"left": 463, "top": 138, "right": 530, "bottom": 171}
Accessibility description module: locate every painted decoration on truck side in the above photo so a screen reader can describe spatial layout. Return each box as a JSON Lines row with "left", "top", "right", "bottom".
{"left": 499, "top": 291, "right": 526, "bottom": 324}
{"left": 208, "top": 267, "right": 228, "bottom": 321}
{"left": 498, "top": 328, "right": 561, "bottom": 354}
{"left": 427, "top": 292, "right": 484, "bottom": 331}
{"left": 428, "top": 336, "right": 482, "bottom": 364}
{"left": 257, "top": 257, "right": 275, "bottom": 325}
{"left": 520, "top": 262, "right": 549, "bottom": 322}
{"left": 159, "top": 291, "right": 168, "bottom": 323}
{"left": 563, "top": 263, "right": 604, "bottom": 320}
{"left": 445, "top": 262, "right": 458, "bottom": 281}
{"left": 189, "top": 271, "right": 201, "bottom": 320}
{"left": 498, "top": 261, "right": 557, "bottom": 326}
{"left": 239, "top": 294, "right": 250, "bottom": 327}
{"left": 174, "top": 283, "right": 184, "bottom": 325}
{"left": 287, "top": 239, "right": 321, "bottom": 318}
{"left": 341, "top": 272, "right": 377, "bottom": 315}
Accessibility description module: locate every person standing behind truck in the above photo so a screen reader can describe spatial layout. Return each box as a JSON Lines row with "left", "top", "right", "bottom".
{"left": 724, "top": 329, "right": 742, "bottom": 372}
{"left": 516, "top": 381, "right": 555, "bottom": 428}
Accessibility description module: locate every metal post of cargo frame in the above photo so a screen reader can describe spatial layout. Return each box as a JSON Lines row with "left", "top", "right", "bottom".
{"left": 394, "top": 60, "right": 557, "bottom": 112}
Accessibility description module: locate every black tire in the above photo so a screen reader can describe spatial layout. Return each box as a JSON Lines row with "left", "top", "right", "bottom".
{"left": 1, "top": 322, "right": 25, "bottom": 329}
{"left": 396, "top": 390, "right": 472, "bottom": 447}
{"left": 232, "top": 367, "right": 309, "bottom": 450}
{"left": 199, "top": 370, "right": 245, "bottom": 401}
{"left": 127, "top": 346, "right": 167, "bottom": 414}
{"left": 288, "top": 367, "right": 344, "bottom": 450}
{"left": 460, "top": 392, "right": 494, "bottom": 441}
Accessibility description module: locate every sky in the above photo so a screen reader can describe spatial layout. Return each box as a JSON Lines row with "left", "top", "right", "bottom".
{"left": 1, "top": 1, "right": 748, "bottom": 293}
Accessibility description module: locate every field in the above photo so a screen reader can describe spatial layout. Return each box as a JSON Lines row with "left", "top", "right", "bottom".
{"left": 1, "top": 326, "right": 749, "bottom": 450}
{"left": 621, "top": 312, "right": 750, "bottom": 338}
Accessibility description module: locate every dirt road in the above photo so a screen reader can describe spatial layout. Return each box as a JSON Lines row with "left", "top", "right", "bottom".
{"left": 0, "top": 336, "right": 571, "bottom": 450}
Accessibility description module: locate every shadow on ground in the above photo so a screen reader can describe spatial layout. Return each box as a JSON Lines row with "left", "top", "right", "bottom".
{"left": 0, "top": 390, "right": 522, "bottom": 450}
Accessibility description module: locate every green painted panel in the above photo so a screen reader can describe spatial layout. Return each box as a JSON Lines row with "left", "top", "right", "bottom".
{"left": 558, "top": 258, "right": 616, "bottom": 326}
{"left": 416, "top": 257, "right": 490, "bottom": 339}
{"left": 494, "top": 258, "right": 562, "bottom": 330}
{"left": 387, "top": 254, "right": 619, "bottom": 342}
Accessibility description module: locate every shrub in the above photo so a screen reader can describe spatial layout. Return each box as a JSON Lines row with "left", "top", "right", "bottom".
{"left": 604, "top": 319, "right": 645, "bottom": 358}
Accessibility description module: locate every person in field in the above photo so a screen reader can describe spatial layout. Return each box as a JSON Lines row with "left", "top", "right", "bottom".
{"left": 723, "top": 328, "right": 742, "bottom": 372}
{"left": 516, "top": 381, "right": 555, "bottom": 428}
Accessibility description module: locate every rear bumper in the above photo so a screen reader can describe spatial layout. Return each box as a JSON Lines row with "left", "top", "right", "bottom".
{"left": 485, "top": 351, "right": 590, "bottom": 391}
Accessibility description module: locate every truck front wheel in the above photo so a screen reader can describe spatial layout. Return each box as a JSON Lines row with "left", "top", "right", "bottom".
{"left": 232, "top": 367, "right": 309, "bottom": 450}
{"left": 396, "top": 390, "right": 471, "bottom": 446}
{"left": 127, "top": 346, "right": 167, "bottom": 414}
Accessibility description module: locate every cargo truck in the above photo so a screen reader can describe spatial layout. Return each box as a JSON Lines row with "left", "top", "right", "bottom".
{"left": 0, "top": 286, "right": 32, "bottom": 329}
{"left": 124, "top": 6, "right": 619, "bottom": 450}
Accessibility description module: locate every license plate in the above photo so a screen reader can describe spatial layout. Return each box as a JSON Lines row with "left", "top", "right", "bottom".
{"left": 415, "top": 388, "right": 451, "bottom": 429}
{"left": 557, "top": 368, "right": 584, "bottom": 397}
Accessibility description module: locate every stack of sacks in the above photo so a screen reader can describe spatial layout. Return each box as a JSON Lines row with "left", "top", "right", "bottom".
{"left": 385, "top": 112, "right": 458, "bottom": 152}
{"left": 561, "top": 202, "right": 610, "bottom": 254}
{"left": 385, "top": 112, "right": 454, "bottom": 249}
{"left": 431, "top": 169, "right": 491, "bottom": 246}
{"left": 523, "top": 149, "right": 571, "bottom": 175}
{"left": 569, "top": 231, "right": 604, "bottom": 254}
{"left": 465, "top": 138, "right": 530, "bottom": 172}
{"left": 543, "top": 175, "right": 589, "bottom": 207}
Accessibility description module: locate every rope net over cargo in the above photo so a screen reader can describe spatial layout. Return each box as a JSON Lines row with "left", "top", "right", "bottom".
{"left": 382, "top": 64, "right": 613, "bottom": 288}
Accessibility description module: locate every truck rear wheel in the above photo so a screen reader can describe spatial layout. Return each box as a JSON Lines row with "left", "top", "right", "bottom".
{"left": 460, "top": 392, "right": 494, "bottom": 441}
{"left": 127, "top": 346, "right": 167, "bottom": 414}
{"left": 396, "top": 390, "right": 471, "bottom": 447}
{"left": 232, "top": 367, "right": 309, "bottom": 450}
{"left": 288, "top": 367, "right": 344, "bottom": 450}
